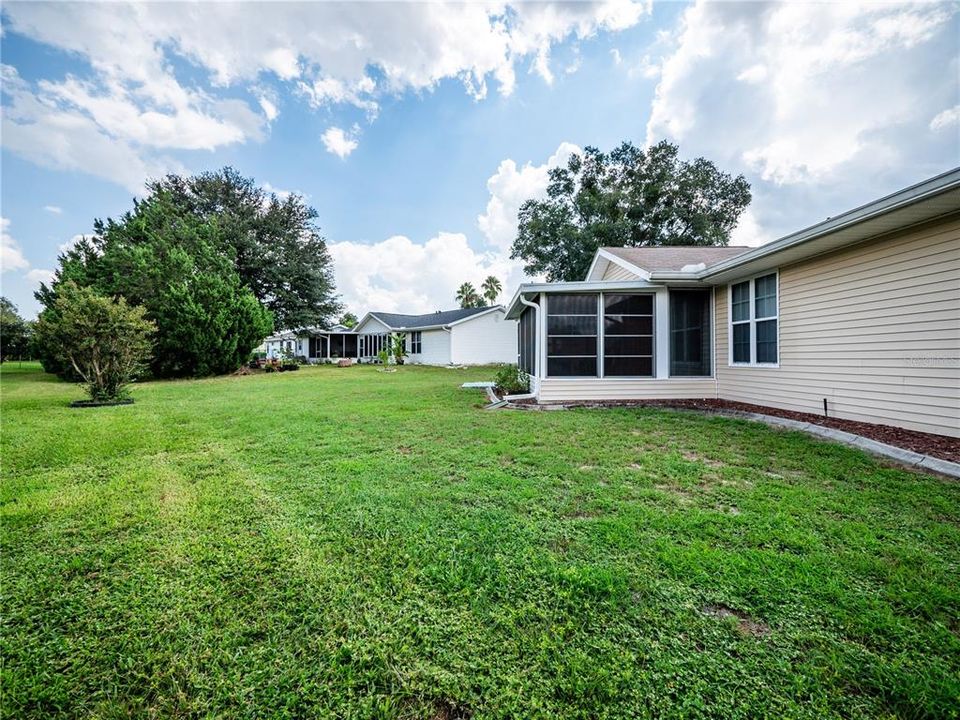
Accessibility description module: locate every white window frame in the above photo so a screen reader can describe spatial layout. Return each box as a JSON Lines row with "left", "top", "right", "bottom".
{"left": 727, "top": 270, "right": 779, "bottom": 368}
{"left": 410, "top": 331, "right": 422, "bottom": 354}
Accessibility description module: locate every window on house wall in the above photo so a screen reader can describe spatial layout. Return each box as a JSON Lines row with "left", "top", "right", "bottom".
{"left": 729, "top": 272, "right": 778, "bottom": 365}
{"left": 669, "top": 289, "right": 711, "bottom": 376}
{"left": 410, "top": 331, "right": 422, "bottom": 354}
{"left": 603, "top": 294, "right": 654, "bottom": 376}
{"left": 547, "top": 294, "right": 598, "bottom": 376}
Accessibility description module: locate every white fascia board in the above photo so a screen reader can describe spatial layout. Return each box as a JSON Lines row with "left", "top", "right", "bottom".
{"left": 392, "top": 323, "right": 448, "bottom": 332}
{"left": 506, "top": 279, "right": 663, "bottom": 317}
{"left": 505, "top": 285, "right": 523, "bottom": 318}
{"left": 445, "top": 306, "right": 504, "bottom": 328}
{"left": 595, "top": 249, "right": 651, "bottom": 280}
{"left": 584, "top": 252, "right": 608, "bottom": 281}
{"left": 355, "top": 312, "right": 399, "bottom": 333}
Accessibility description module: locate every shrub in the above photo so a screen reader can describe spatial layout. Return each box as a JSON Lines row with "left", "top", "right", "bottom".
{"left": 493, "top": 364, "right": 529, "bottom": 395}
{"left": 34, "top": 191, "right": 273, "bottom": 380}
{"left": 34, "top": 282, "right": 155, "bottom": 402}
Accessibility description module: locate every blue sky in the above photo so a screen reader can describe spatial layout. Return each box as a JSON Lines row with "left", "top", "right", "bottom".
{"left": 2, "top": 1, "right": 958, "bottom": 318}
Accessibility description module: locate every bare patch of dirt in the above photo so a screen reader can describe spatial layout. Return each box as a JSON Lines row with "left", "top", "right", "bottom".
{"left": 714, "top": 504, "right": 741, "bottom": 516}
{"left": 432, "top": 699, "right": 472, "bottom": 720}
{"left": 681, "top": 451, "right": 726, "bottom": 468}
{"left": 549, "top": 536, "right": 571, "bottom": 555}
{"left": 702, "top": 603, "right": 770, "bottom": 637}
{"left": 396, "top": 446, "right": 413, "bottom": 455}
{"left": 578, "top": 464, "right": 597, "bottom": 471}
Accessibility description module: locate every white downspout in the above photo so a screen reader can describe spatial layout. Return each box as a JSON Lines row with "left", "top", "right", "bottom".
{"left": 503, "top": 294, "right": 540, "bottom": 402}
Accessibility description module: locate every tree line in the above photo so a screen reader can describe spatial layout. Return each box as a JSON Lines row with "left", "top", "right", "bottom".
{"left": 32, "top": 168, "right": 341, "bottom": 384}
{"left": 6, "top": 140, "right": 750, "bottom": 401}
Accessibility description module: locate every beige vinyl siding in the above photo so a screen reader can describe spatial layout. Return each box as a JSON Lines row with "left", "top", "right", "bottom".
{"left": 538, "top": 378, "right": 716, "bottom": 403}
{"left": 602, "top": 263, "right": 640, "bottom": 281}
{"left": 716, "top": 214, "right": 960, "bottom": 437}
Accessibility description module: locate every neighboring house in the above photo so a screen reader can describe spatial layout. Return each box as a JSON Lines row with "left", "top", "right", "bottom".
{"left": 505, "top": 168, "right": 960, "bottom": 438}
{"left": 354, "top": 306, "right": 517, "bottom": 365}
{"left": 264, "top": 306, "right": 517, "bottom": 365}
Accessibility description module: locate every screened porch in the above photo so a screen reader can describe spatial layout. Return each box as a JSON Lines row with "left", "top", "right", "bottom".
{"left": 305, "top": 332, "right": 391, "bottom": 362}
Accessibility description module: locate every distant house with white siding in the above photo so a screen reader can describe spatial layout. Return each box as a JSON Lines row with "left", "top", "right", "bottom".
{"left": 264, "top": 306, "right": 517, "bottom": 365}
{"left": 354, "top": 307, "right": 517, "bottom": 365}
{"left": 505, "top": 168, "right": 960, "bottom": 437}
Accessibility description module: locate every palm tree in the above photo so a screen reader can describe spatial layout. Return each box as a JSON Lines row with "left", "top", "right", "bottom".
{"left": 456, "top": 282, "right": 481, "bottom": 309}
{"left": 481, "top": 276, "right": 502, "bottom": 305}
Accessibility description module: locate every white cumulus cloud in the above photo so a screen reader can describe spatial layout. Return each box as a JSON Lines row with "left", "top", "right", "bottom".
{"left": 330, "top": 141, "right": 579, "bottom": 315}
{"left": 643, "top": 0, "right": 958, "bottom": 242}
{"left": 43, "top": 205, "right": 63, "bottom": 215}
{"left": 477, "top": 141, "right": 580, "bottom": 251}
{"left": 25, "top": 268, "right": 56, "bottom": 286}
{"left": 330, "top": 232, "right": 522, "bottom": 316}
{"left": 1, "top": 1, "right": 649, "bottom": 190}
{"left": 1, "top": 217, "right": 30, "bottom": 273}
{"left": 321, "top": 126, "right": 360, "bottom": 159}
{"left": 930, "top": 105, "right": 960, "bottom": 131}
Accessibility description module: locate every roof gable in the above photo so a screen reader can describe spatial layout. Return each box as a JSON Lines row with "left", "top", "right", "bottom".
{"left": 368, "top": 306, "right": 500, "bottom": 330}
{"left": 600, "top": 246, "right": 752, "bottom": 274}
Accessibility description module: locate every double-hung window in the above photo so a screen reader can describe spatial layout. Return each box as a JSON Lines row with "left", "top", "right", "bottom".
{"left": 729, "top": 272, "right": 778, "bottom": 365}
{"left": 410, "top": 331, "right": 422, "bottom": 354}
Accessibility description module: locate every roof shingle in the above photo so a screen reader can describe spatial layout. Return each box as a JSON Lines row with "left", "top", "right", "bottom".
{"left": 603, "top": 246, "right": 752, "bottom": 273}
{"left": 369, "top": 306, "right": 497, "bottom": 330}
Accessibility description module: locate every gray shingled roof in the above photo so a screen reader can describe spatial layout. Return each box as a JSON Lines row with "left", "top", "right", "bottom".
{"left": 603, "top": 246, "right": 752, "bottom": 272}
{"left": 369, "top": 306, "right": 496, "bottom": 330}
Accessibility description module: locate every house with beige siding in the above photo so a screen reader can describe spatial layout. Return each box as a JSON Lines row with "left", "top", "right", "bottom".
{"left": 505, "top": 168, "right": 960, "bottom": 438}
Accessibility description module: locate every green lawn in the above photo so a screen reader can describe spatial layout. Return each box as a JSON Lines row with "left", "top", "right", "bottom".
{"left": 2, "top": 363, "right": 958, "bottom": 719}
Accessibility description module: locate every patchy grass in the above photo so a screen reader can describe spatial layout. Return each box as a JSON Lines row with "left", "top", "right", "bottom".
{"left": 2, "top": 362, "right": 959, "bottom": 719}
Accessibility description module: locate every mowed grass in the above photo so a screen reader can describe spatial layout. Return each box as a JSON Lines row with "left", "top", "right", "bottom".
{"left": 2, "top": 363, "right": 958, "bottom": 720}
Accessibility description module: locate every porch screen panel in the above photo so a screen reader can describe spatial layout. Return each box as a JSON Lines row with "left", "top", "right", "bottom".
{"left": 518, "top": 306, "right": 536, "bottom": 375}
{"left": 547, "top": 294, "right": 598, "bottom": 376}
{"left": 603, "top": 294, "right": 654, "bottom": 376}
{"left": 669, "top": 289, "right": 711, "bottom": 376}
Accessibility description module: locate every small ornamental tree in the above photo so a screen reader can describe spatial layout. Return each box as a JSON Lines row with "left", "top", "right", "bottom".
{"left": 35, "top": 283, "right": 155, "bottom": 402}
{"left": 391, "top": 332, "right": 407, "bottom": 366}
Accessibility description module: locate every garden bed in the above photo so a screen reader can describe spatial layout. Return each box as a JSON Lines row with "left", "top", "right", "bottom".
{"left": 69, "top": 398, "right": 135, "bottom": 408}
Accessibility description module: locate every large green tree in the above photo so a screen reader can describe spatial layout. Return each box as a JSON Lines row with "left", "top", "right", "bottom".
{"left": 148, "top": 168, "right": 341, "bottom": 329}
{"left": 36, "top": 190, "right": 273, "bottom": 379}
{"left": 511, "top": 141, "right": 752, "bottom": 281}
{"left": 0, "top": 298, "right": 32, "bottom": 362}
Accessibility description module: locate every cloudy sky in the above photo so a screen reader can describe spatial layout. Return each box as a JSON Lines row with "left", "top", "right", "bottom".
{"left": 1, "top": 1, "right": 957, "bottom": 318}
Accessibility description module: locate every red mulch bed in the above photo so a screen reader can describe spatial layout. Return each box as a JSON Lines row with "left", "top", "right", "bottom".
{"left": 518, "top": 397, "right": 960, "bottom": 463}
